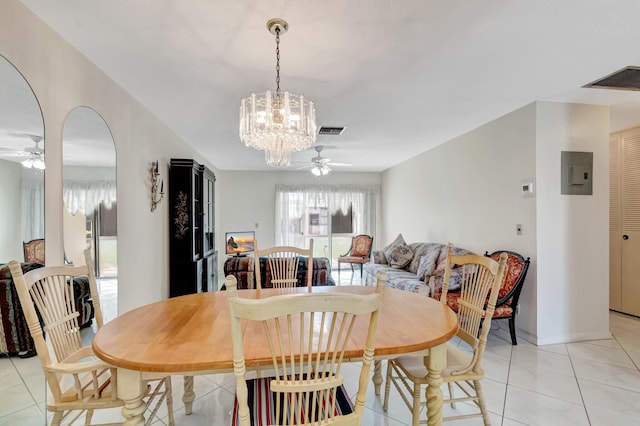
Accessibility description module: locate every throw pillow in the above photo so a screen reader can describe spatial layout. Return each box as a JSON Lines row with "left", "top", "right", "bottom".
{"left": 384, "top": 234, "right": 414, "bottom": 269}
{"left": 372, "top": 250, "right": 387, "bottom": 264}
{"left": 434, "top": 244, "right": 473, "bottom": 274}
{"left": 416, "top": 247, "right": 441, "bottom": 281}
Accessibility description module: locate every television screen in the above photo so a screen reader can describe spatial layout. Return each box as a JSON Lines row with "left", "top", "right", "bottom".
{"left": 225, "top": 231, "right": 255, "bottom": 256}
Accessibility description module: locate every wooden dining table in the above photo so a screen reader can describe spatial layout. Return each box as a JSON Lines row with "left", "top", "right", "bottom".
{"left": 92, "top": 285, "right": 458, "bottom": 425}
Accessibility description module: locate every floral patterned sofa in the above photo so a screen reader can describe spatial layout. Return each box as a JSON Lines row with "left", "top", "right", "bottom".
{"left": 362, "top": 235, "right": 468, "bottom": 297}
{"left": 0, "top": 262, "right": 94, "bottom": 357}
{"left": 364, "top": 234, "right": 530, "bottom": 345}
{"left": 223, "top": 255, "right": 335, "bottom": 290}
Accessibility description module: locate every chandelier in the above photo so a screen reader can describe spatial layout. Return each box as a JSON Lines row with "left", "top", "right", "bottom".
{"left": 239, "top": 18, "right": 317, "bottom": 167}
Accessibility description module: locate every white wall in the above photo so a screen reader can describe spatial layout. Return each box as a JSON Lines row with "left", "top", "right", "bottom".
{"left": 216, "top": 170, "right": 381, "bottom": 283}
{"left": 0, "top": 160, "right": 25, "bottom": 261}
{"left": 535, "top": 101, "right": 610, "bottom": 344}
{"left": 1, "top": 0, "right": 218, "bottom": 313}
{"left": 382, "top": 103, "right": 538, "bottom": 339}
{"left": 382, "top": 101, "right": 611, "bottom": 344}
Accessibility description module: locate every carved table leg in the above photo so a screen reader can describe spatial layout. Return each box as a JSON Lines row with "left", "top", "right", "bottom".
{"left": 183, "top": 375, "right": 195, "bottom": 415}
{"left": 373, "top": 360, "right": 383, "bottom": 395}
{"left": 118, "top": 369, "right": 147, "bottom": 426}
{"left": 424, "top": 344, "right": 446, "bottom": 426}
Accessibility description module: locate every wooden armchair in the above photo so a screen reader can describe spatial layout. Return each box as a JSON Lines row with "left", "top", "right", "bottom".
{"left": 8, "top": 249, "right": 174, "bottom": 425}
{"left": 337, "top": 234, "right": 373, "bottom": 278}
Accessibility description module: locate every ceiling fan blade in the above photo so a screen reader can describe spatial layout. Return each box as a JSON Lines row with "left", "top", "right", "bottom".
{"left": 328, "top": 162, "right": 351, "bottom": 167}
{"left": 295, "top": 164, "right": 313, "bottom": 170}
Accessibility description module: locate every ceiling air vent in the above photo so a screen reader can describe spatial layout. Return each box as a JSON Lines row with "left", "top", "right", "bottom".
{"left": 585, "top": 66, "right": 640, "bottom": 91}
{"left": 318, "top": 126, "right": 346, "bottom": 136}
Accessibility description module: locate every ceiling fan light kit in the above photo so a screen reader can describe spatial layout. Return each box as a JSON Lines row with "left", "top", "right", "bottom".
{"left": 21, "top": 135, "right": 45, "bottom": 170}
{"left": 239, "top": 18, "right": 317, "bottom": 167}
{"left": 311, "top": 163, "right": 331, "bottom": 176}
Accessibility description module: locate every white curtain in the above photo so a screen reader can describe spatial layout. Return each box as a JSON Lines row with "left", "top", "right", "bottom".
{"left": 275, "top": 184, "right": 379, "bottom": 247}
{"left": 21, "top": 178, "right": 44, "bottom": 241}
{"left": 63, "top": 180, "right": 116, "bottom": 215}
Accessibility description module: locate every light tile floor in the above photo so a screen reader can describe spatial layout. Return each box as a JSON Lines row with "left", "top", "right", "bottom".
{"left": 2, "top": 273, "right": 640, "bottom": 425}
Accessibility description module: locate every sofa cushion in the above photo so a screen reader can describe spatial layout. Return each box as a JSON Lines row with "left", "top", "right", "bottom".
{"left": 407, "top": 243, "right": 441, "bottom": 274}
{"left": 384, "top": 234, "right": 414, "bottom": 269}
{"left": 362, "top": 263, "right": 430, "bottom": 297}
{"left": 416, "top": 247, "right": 441, "bottom": 281}
{"left": 372, "top": 250, "right": 387, "bottom": 264}
{"left": 434, "top": 245, "right": 473, "bottom": 274}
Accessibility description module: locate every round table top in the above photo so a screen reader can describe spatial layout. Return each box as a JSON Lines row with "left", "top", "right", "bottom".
{"left": 92, "top": 286, "right": 459, "bottom": 373}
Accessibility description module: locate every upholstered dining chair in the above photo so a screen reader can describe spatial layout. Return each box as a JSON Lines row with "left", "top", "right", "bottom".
{"left": 337, "top": 234, "right": 373, "bottom": 278}
{"left": 8, "top": 249, "right": 174, "bottom": 426}
{"left": 226, "top": 272, "right": 386, "bottom": 426}
{"left": 383, "top": 246, "right": 507, "bottom": 425}
{"left": 253, "top": 239, "right": 314, "bottom": 289}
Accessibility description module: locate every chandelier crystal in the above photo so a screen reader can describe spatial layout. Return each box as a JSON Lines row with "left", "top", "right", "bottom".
{"left": 239, "top": 18, "right": 316, "bottom": 167}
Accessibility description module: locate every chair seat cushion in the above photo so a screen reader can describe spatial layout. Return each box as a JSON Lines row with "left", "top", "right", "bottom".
{"left": 232, "top": 376, "right": 354, "bottom": 426}
{"left": 435, "top": 291, "right": 514, "bottom": 318}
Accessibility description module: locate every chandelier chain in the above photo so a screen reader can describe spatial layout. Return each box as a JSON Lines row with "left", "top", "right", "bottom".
{"left": 275, "top": 26, "right": 281, "bottom": 95}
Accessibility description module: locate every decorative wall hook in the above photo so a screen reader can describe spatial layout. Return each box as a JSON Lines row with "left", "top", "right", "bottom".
{"left": 150, "top": 160, "right": 164, "bottom": 212}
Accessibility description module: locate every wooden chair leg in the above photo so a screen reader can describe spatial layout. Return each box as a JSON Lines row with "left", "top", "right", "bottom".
{"left": 165, "top": 377, "right": 175, "bottom": 426}
{"left": 411, "top": 381, "right": 421, "bottom": 426}
{"left": 448, "top": 382, "right": 455, "bottom": 408}
{"left": 51, "top": 411, "right": 63, "bottom": 426}
{"left": 383, "top": 361, "right": 392, "bottom": 412}
{"left": 474, "top": 379, "right": 491, "bottom": 426}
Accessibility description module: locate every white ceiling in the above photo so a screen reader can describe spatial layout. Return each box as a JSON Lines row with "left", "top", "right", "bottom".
{"left": 14, "top": 0, "right": 640, "bottom": 171}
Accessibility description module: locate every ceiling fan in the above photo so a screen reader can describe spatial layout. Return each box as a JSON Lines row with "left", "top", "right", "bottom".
{"left": 0, "top": 135, "right": 45, "bottom": 169}
{"left": 296, "top": 146, "right": 351, "bottom": 176}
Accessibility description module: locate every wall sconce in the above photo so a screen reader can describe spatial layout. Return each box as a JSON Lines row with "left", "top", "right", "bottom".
{"left": 150, "top": 160, "right": 164, "bottom": 212}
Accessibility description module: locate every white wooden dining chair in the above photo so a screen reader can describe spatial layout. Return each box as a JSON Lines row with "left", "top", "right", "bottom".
{"left": 226, "top": 271, "right": 387, "bottom": 426}
{"left": 253, "top": 239, "right": 314, "bottom": 289}
{"left": 383, "top": 246, "right": 507, "bottom": 425}
{"left": 8, "top": 249, "right": 174, "bottom": 426}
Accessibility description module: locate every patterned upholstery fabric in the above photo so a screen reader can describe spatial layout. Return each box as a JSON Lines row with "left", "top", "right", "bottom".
{"left": 364, "top": 242, "right": 476, "bottom": 298}
{"left": 22, "top": 239, "right": 45, "bottom": 264}
{"left": 362, "top": 259, "right": 431, "bottom": 296}
{"left": 432, "top": 251, "right": 528, "bottom": 320}
{"left": 415, "top": 245, "right": 442, "bottom": 280}
{"left": 350, "top": 234, "right": 373, "bottom": 257}
{"left": 232, "top": 376, "right": 353, "bottom": 426}
{"left": 372, "top": 250, "right": 387, "bottom": 264}
{"left": 488, "top": 251, "right": 525, "bottom": 301}
{"left": 407, "top": 243, "right": 443, "bottom": 275}
{"left": 384, "top": 234, "right": 414, "bottom": 269}
{"left": 223, "top": 256, "right": 335, "bottom": 290}
{"left": 0, "top": 263, "right": 94, "bottom": 356}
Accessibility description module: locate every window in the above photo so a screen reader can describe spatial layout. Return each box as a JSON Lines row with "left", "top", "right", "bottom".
{"left": 275, "top": 184, "right": 379, "bottom": 264}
